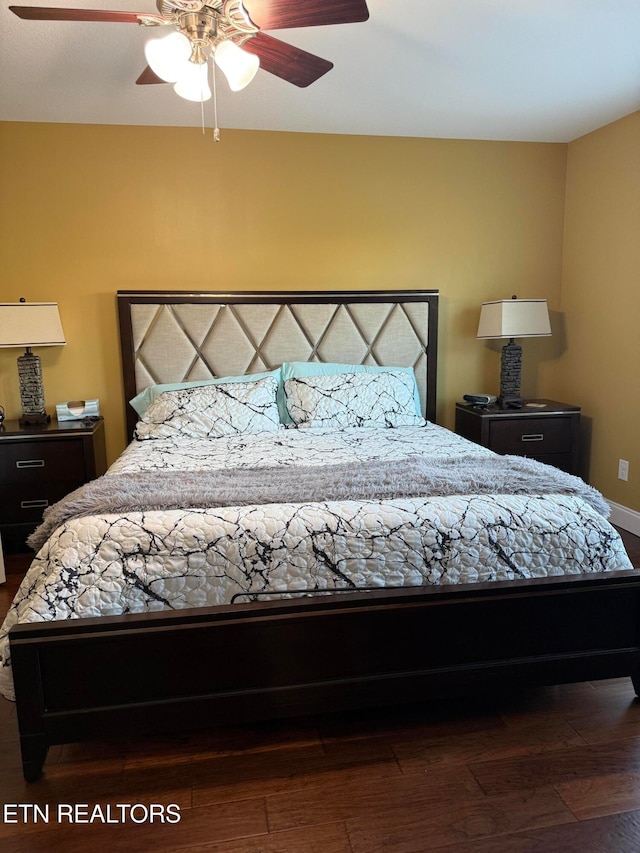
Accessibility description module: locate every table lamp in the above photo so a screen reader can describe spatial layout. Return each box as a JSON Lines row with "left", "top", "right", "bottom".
{"left": 0, "top": 300, "right": 66, "bottom": 425}
{"left": 477, "top": 296, "right": 551, "bottom": 408}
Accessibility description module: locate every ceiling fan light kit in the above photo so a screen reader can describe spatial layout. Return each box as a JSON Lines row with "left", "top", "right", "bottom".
{"left": 143, "top": 1, "right": 260, "bottom": 99}
{"left": 9, "top": 0, "right": 369, "bottom": 136}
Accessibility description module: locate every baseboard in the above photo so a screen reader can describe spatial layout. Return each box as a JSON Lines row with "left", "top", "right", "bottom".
{"left": 608, "top": 501, "right": 640, "bottom": 536}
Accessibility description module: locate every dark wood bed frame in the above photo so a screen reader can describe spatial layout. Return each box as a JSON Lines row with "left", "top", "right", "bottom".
{"left": 9, "top": 289, "right": 640, "bottom": 782}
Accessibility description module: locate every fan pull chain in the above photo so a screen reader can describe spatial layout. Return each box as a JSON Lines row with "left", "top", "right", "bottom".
{"left": 212, "top": 59, "right": 220, "bottom": 142}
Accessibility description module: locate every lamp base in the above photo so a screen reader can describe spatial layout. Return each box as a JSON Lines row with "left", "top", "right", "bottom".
{"left": 498, "top": 394, "right": 523, "bottom": 410}
{"left": 19, "top": 413, "right": 51, "bottom": 427}
{"left": 17, "top": 349, "right": 49, "bottom": 427}
{"left": 499, "top": 338, "right": 522, "bottom": 406}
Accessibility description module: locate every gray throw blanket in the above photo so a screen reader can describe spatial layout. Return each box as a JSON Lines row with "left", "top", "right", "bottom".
{"left": 27, "top": 453, "right": 609, "bottom": 551}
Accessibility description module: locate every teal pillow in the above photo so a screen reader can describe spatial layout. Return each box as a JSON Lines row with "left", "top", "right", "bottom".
{"left": 130, "top": 368, "right": 282, "bottom": 417}
{"left": 280, "top": 362, "right": 422, "bottom": 424}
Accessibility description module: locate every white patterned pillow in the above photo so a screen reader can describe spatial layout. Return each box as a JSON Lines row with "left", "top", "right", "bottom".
{"left": 135, "top": 376, "right": 282, "bottom": 440}
{"left": 284, "top": 371, "right": 425, "bottom": 429}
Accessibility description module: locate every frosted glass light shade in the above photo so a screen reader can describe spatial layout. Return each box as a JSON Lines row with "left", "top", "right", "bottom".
{"left": 214, "top": 39, "right": 259, "bottom": 91}
{"left": 173, "top": 61, "right": 212, "bottom": 102}
{"left": 144, "top": 32, "right": 191, "bottom": 83}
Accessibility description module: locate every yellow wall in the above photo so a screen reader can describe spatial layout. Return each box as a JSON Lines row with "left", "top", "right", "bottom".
{"left": 544, "top": 111, "right": 640, "bottom": 510}
{"left": 0, "top": 122, "right": 567, "bottom": 465}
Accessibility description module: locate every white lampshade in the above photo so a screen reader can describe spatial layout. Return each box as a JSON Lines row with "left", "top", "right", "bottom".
{"left": 0, "top": 302, "right": 66, "bottom": 348}
{"left": 214, "top": 40, "right": 259, "bottom": 91}
{"left": 477, "top": 298, "right": 551, "bottom": 340}
{"left": 173, "top": 61, "right": 212, "bottom": 102}
{"left": 144, "top": 32, "right": 192, "bottom": 83}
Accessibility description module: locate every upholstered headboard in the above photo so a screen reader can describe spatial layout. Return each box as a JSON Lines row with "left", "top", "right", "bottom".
{"left": 117, "top": 290, "right": 439, "bottom": 438}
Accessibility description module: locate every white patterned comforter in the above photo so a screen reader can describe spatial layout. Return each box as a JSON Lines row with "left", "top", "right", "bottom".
{"left": 0, "top": 423, "right": 633, "bottom": 700}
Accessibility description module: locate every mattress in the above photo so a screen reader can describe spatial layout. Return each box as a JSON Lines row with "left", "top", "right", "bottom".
{"left": 0, "top": 422, "right": 632, "bottom": 701}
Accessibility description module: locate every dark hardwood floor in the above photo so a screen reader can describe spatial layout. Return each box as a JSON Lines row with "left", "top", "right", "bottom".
{"left": 1, "top": 528, "right": 640, "bottom": 852}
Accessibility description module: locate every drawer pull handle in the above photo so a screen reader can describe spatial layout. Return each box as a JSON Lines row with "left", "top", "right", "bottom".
{"left": 20, "top": 499, "right": 49, "bottom": 509}
{"left": 16, "top": 459, "right": 45, "bottom": 469}
{"left": 521, "top": 433, "right": 544, "bottom": 442}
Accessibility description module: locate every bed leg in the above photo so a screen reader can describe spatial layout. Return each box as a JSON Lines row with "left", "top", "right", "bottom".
{"left": 632, "top": 670, "right": 640, "bottom": 699}
{"left": 20, "top": 735, "right": 49, "bottom": 783}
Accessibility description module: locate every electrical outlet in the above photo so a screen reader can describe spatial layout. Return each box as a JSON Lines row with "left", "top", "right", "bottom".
{"left": 618, "top": 459, "right": 629, "bottom": 481}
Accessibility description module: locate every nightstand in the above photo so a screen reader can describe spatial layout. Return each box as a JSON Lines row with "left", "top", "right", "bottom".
{"left": 0, "top": 418, "right": 107, "bottom": 554}
{"left": 455, "top": 399, "right": 581, "bottom": 474}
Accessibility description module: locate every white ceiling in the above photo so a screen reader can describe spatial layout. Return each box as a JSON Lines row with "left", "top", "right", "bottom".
{"left": 1, "top": 0, "right": 638, "bottom": 143}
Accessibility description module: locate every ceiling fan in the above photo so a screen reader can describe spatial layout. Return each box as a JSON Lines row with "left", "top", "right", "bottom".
{"left": 9, "top": 0, "right": 370, "bottom": 99}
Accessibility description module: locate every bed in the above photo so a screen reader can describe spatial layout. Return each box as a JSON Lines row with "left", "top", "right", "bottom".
{"left": 3, "top": 288, "right": 640, "bottom": 783}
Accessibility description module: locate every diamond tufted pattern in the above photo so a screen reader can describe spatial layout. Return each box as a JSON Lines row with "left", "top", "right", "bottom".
{"left": 131, "top": 299, "right": 431, "bottom": 414}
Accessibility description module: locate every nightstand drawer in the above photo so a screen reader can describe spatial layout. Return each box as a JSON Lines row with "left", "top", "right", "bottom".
{"left": 0, "top": 440, "right": 85, "bottom": 485}
{"left": 455, "top": 400, "right": 580, "bottom": 475}
{"left": 0, "top": 417, "right": 106, "bottom": 555}
{"left": 489, "top": 417, "right": 572, "bottom": 455}
{"left": 0, "top": 482, "right": 79, "bottom": 523}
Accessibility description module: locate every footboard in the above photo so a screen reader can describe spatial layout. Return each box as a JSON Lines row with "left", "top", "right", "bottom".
{"left": 11, "top": 570, "right": 640, "bottom": 781}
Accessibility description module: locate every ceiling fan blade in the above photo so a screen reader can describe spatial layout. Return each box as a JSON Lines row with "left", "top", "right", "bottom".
{"left": 136, "top": 66, "right": 166, "bottom": 85}
{"left": 9, "top": 6, "right": 142, "bottom": 22}
{"left": 243, "top": 32, "right": 332, "bottom": 87}
{"left": 244, "top": 0, "right": 369, "bottom": 30}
